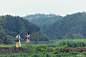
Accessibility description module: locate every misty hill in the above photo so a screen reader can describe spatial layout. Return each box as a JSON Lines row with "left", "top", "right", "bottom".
{"left": 42, "top": 12, "right": 86, "bottom": 39}
{"left": 23, "top": 14, "right": 63, "bottom": 30}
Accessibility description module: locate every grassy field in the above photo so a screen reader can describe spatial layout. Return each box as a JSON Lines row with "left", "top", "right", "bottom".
{"left": 0, "top": 39, "right": 86, "bottom": 57}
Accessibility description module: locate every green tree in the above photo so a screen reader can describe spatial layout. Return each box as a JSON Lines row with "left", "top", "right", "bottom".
{"left": 30, "top": 32, "right": 49, "bottom": 44}
{"left": 0, "top": 17, "right": 6, "bottom": 29}
{"left": 19, "top": 26, "right": 26, "bottom": 39}
{"left": 0, "top": 30, "right": 13, "bottom": 44}
{"left": 72, "top": 32, "right": 83, "bottom": 39}
{"left": 62, "top": 35, "right": 69, "bottom": 39}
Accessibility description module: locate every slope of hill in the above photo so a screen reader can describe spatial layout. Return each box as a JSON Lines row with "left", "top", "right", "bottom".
{"left": 23, "top": 14, "right": 63, "bottom": 30}
{"left": 43, "top": 12, "right": 86, "bottom": 39}
{"left": 1, "top": 15, "right": 40, "bottom": 37}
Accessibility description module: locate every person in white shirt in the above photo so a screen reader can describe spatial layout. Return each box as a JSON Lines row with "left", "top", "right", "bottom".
{"left": 16, "top": 32, "right": 21, "bottom": 47}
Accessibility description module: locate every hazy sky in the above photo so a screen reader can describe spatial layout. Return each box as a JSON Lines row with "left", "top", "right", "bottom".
{"left": 0, "top": 0, "right": 86, "bottom": 16}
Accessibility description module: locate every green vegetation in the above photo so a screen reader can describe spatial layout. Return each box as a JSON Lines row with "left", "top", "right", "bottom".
{"left": 23, "top": 14, "right": 57, "bottom": 20}
{"left": 2, "top": 15, "right": 40, "bottom": 37}
{"left": 0, "top": 15, "right": 50, "bottom": 44}
{"left": 42, "top": 12, "right": 86, "bottom": 39}
{"left": 0, "top": 30, "right": 13, "bottom": 44}
{"left": 0, "top": 42, "right": 86, "bottom": 57}
{"left": 56, "top": 39, "right": 86, "bottom": 48}
{"left": 0, "top": 44, "right": 15, "bottom": 47}
{"left": 23, "top": 14, "right": 62, "bottom": 30}
{"left": 0, "top": 52, "right": 80, "bottom": 57}
{"left": 24, "top": 12, "right": 86, "bottom": 40}
{"left": 30, "top": 32, "right": 49, "bottom": 44}
{"left": 1, "top": 12, "right": 86, "bottom": 57}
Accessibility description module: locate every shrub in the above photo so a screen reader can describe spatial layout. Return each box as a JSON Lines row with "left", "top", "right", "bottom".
{"left": 47, "top": 47, "right": 53, "bottom": 52}
{"left": 82, "top": 52, "right": 86, "bottom": 55}
{"left": 68, "top": 52, "right": 79, "bottom": 55}
{"left": 46, "top": 54, "right": 51, "bottom": 57}
{"left": 36, "top": 45, "right": 47, "bottom": 52}
{"left": 46, "top": 44, "right": 56, "bottom": 47}
{"left": 23, "top": 43, "right": 36, "bottom": 53}
{"left": 31, "top": 54, "right": 40, "bottom": 57}
{"left": 21, "top": 53, "right": 28, "bottom": 57}
{"left": 53, "top": 51, "right": 61, "bottom": 54}
{"left": 58, "top": 45, "right": 68, "bottom": 52}
{"left": 55, "top": 47, "right": 59, "bottom": 51}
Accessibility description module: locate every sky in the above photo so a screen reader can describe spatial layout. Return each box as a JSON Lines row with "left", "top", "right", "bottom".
{"left": 0, "top": 0, "right": 86, "bottom": 17}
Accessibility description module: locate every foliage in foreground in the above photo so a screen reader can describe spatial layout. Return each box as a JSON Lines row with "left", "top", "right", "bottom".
{"left": 1, "top": 39, "right": 86, "bottom": 57}
{"left": 0, "top": 51, "right": 86, "bottom": 57}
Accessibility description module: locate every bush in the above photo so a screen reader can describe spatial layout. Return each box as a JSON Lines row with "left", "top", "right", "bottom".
{"left": 21, "top": 53, "right": 28, "bottom": 57}
{"left": 53, "top": 51, "right": 60, "bottom": 54}
{"left": 45, "top": 54, "right": 51, "bottom": 57}
{"left": 47, "top": 47, "right": 53, "bottom": 52}
{"left": 46, "top": 44, "right": 56, "bottom": 47}
{"left": 58, "top": 45, "right": 68, "bottom": 52}
{"left": 31, "top": 54, "right": 40, "bottom": 57}
{"left": 55, "top": 47, "right": 59, "bottom": 51}
{"left": 23, "top": 43, "right": 36, "bottom": 53}
{"left": 68, "top": 52, "right": 79, "bottom": 56}
{"left": 82, "top": 52, "right": 86, "bottom": 55}
{"left": 36, "top": 45, "right": 47, "bottom": 52}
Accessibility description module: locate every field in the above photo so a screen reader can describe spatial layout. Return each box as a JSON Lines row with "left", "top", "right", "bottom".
{"left": 0, "top": 39, "right": 86, "bottom": 57}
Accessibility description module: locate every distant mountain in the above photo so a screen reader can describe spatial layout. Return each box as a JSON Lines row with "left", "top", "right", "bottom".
{"left": 23, "top": 14, "right": 57, "bottom": 20}
{"left": 43, "top": 12, "right": 86, "bottom": 39}
{"left": 23, "top": 14, "right": 63, "bottom": 30}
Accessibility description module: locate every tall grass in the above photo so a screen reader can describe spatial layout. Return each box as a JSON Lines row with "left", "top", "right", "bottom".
{"left": 56, "top": 39, "right": 86, "bottom": 47}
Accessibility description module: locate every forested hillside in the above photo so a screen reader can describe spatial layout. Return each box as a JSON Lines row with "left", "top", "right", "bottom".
{"left": 23, "top": 14, "right": 63, "bottom": 30}
{"left": 0, "top": 17, "right": 13, "bottom": 44}
{"left": 43, "top": 12, "right": 86, "bottom": 39}
{"left": 0, "top": 15, "right": 49, "bottom": 44}
{"left": 2, "top": 15, "right": 40, "bottom": 37}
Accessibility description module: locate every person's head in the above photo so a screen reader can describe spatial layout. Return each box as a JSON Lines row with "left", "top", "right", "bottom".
{"left": 27, "top": 33, "right": 29, "bottom": 35}
{"left": 17, "top": 32, "right": 19, "bottom": 36}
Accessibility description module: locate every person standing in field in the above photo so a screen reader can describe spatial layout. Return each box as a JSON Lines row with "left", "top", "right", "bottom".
{"left": 16, "top": 32, "right": 21, "bottom": 47}
{"left": 25, "top": 33, "right": 30, "bottom": 43}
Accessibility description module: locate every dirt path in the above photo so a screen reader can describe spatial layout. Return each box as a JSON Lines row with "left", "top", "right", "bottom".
{"left": 0, "top": 47, "right": 86, "bottom": 54}
{"left": 0, "top": 47, "right": 27, "bottom": 54}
